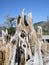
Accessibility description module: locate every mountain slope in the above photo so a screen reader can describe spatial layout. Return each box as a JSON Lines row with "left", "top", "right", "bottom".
{"left": 34, "top": 21, "right": 49, "bottom": 35}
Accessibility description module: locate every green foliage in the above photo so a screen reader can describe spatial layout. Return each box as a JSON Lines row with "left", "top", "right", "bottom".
{"left": 43, "top": 29, "right": 49, "bottom": 35}
{"left": 8, "top": 27, "right": 16, "bottom": 36}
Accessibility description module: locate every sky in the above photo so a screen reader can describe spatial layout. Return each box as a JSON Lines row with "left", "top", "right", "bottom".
{"left": 0, "top": 0, "right": 49, "bottom": 26}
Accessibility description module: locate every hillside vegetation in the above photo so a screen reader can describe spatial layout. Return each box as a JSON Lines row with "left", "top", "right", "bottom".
{"left": 0, "top": 21, "right": 49, "bottom": 35}
{"left": 34, "top": 21, "right": 49, "bottom": 35}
